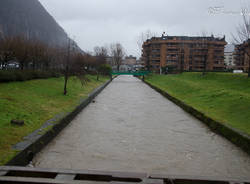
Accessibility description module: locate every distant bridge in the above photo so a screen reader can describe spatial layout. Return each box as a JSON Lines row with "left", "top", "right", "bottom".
{"left": 111, "top": 71, "right": 150, "bottom": 76}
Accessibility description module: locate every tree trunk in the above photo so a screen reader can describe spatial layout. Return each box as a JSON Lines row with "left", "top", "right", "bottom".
{"left": 97, "top": 71, "right": 99, "bottom": 81}
{"left": 248, "top": 59, "right": 250, "bottom": 77}
{"left": 246, "top": 52, "right": 250, "bottom": 77}
{"left": 20, "top": 62, "right": 24, "bottom": 70}
{"left": 32, "top": 60, "right": 36, "bottom": 70}
{"left": 64, "top": 38, "right": 70, "bottom": 95}
{"left": 63, "top": 72, "right": 68, "bottom": 95}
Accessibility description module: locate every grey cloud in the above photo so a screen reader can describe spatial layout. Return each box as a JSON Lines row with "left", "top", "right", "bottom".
{"left": 39, "top": 0, "right": 249, "bottom": 57}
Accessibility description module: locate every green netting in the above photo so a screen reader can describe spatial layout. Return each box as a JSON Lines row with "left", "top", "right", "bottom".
{"left": 111, "top": 71, "right": 150, "bottom": 76}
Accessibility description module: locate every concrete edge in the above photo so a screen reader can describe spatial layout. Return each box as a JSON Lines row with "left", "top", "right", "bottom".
{"left": 141, "top": 78, "right": 250, "bottom": 156}
{"left": 6, "top": 78, "right": 113, "bottom": 166}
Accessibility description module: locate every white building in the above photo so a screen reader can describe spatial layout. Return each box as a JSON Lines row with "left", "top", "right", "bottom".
{"left": 224, "top": 44, "right": 235, "bottom": 68}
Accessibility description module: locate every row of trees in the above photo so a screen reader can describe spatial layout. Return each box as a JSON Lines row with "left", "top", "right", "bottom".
{"left": 0, "top": 36, "right": 126, "bottom": 72}
{"left": 94, "top": 43, "right": 126, "bottom": 71}
{"left": 0, "top": 36, "right": 54, "bottom": 70}
{"left": 0, "top": 36, "right": 101, "bottom": 71}
{"left": 0, "top": 35, "right": 127, "bottom": 94}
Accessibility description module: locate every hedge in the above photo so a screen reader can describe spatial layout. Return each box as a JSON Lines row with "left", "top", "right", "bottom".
{"left": 0, "top": 70, "right": 60, "bottom": 82}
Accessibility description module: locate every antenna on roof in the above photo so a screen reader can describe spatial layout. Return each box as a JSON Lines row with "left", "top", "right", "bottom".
{"left": 162, "top": 31, "right": 166, "bottom": 37}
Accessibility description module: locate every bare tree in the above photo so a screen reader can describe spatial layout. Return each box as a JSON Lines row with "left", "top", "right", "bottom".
{"left": 94, "top": 46, "right": 108, "bottom": 60}
{"left": 63, "top": 38, "right": 71, "bottom": 95}
{"left": 29, "top": 40, "right": 47, "bottom": 70}
{"left": 94, "top": 46, "right": 108, "bottom": 80}
{"left": 94, "top": 46, "right": 108, "bottom": 67}
{"left": 110, "top": 43, "right": 125, "bottom": 71}
{"left": 232, "top": 8, "right": 250, "bottom": 43}
{"left": 71, "top": 53, "right": 89, "bottom": 86}
{"left": 0, "top": 36, "right": 59, "bottom": 71}
{"left": 11, "top": 36, "right": 31, "bottom": 70}
{"left": 63, "top": 39, "right": 88, "bottom": 95}
{"left": 83, "top": 52, "right": 94, "bottom": 71}
{"left": 232, "top": 8, "right": 250, "bottom": 77}
{"left": 0, "top": 37, "right": 15, "bottom": 69}
{"left": 137, "top": 30, "right": 157, "bottom": 71}
{"left": 137, "top": 29, "right": 156, "bottom": 52}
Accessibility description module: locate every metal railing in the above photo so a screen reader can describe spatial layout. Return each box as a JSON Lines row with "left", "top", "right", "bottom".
{"left": 111, "top": 71, "right": 150, "bottom": 76}
{"left": 0, "top": 166, "right": 249, "bottom": 184}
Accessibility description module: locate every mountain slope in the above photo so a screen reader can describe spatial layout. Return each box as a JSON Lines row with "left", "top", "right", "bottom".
{"left": 0, "top": 0, "right": 68, "bottom": 46}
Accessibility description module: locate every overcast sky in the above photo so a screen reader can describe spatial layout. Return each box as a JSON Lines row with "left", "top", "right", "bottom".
{"left": 39, "top": 0, "right": 249, "bottom": 58}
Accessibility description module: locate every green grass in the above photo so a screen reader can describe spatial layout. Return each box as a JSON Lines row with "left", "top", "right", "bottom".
{"left": 145, "top": 72, "right": 250, "bottom": 136}
{"left": 0, "top": 75, "right": 108, "bottom": 165}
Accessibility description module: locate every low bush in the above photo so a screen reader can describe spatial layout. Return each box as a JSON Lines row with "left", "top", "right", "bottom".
{"left": 98, "top": 64, "right": 112, "bottom": 75}
{"left": 0, "top": 70, "right": 60, "bottom": 82}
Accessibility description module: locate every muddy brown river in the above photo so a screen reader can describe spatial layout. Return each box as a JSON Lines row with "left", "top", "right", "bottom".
{"left": 33, "top": 75, "right": 250, "bottom": 179}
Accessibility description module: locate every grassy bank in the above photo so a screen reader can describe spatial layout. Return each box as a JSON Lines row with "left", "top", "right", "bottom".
{"left": 145, "top": 72, "right": 250, "bottom": 136}
{"left": 0, "top": 75, "right": 108, "bottom": 165}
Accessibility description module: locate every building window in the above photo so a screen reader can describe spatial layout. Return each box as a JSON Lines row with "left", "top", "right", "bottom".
{"left": 152, "top": 60, "right": 160, "bottom": 63}
{"left": 167, "top": 60, "right": 177, "bottom": 64}
{"left": 167, "top": 49, "right": 179, "bottom": 52}
{"left": 213, "top": 67, "right": 223, "bottom": 70}
{"left": 152, "top": 54, "right": 160, "bottom": 58}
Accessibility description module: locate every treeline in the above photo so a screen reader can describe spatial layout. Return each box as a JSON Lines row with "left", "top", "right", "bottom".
{"left": 0, "top": 36, "right": 58, "bottom": 70}
{"left": 0, "top": 36, "right": 108, "bottom": 70}
{"left": 0, "top": 36, "right": 112, "bottom": 83}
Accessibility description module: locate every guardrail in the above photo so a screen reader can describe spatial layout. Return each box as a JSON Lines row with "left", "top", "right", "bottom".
{"left": 111, "top": 71, "right": 150, "bottom": 76}
{"left": 0, "top": 166, "right": 249, "bottom": 184}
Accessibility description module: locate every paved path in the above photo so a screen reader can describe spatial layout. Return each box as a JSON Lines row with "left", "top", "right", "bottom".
{"left": 34, "top": 75, "right": 250, "bottom": 179}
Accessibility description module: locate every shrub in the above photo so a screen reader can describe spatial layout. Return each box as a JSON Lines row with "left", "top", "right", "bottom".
{"left": 98, "top": 64, "right": 112, "bottom": 75}
{"left": 0, "top": 70, "right": 61, "bottom": 83}
{"left": 0, "top": 71, "right": 16, "bottom": 82}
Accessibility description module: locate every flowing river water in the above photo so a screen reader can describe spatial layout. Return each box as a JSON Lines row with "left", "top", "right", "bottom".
{"left": 33, "top": 75, "right": 250, "bottom": 179}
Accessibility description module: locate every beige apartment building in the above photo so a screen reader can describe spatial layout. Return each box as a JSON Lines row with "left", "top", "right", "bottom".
{"left": 142, "top": 35, "right": 226, "bottom": 72}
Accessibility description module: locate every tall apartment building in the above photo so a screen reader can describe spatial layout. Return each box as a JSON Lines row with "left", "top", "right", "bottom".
{"left": 234, "top": 39, "right": 250, "bottom": 72}
{"left": 142, "top": 35, "right": 226, "bottom": 72}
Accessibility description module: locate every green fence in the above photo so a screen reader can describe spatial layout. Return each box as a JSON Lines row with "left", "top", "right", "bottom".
{"left": 111, "top": 71, "right": 150, "bottom": 76}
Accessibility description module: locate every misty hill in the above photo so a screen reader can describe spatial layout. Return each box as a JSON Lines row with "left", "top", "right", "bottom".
{"left": 0, "top": 0, "right": 68, "bottom": 46}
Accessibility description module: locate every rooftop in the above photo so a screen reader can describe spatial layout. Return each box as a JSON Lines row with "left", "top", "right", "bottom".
{"left": 146, "top": 35, "right": 226, "bottom": 42}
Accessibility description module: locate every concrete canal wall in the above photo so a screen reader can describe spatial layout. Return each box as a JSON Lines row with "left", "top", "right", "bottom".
{"left": 142, "top": 79, "right": 250, "bottom": 156}
{"left": 6, "top": 78, "right": 113, "bottom": 166}
{"left": 33, "top": 76, "right": 250, "bottom": 179}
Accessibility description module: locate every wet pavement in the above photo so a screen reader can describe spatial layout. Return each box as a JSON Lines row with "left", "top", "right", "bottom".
{"left": 33, "top": 75, "right": 250, "bottom": 179}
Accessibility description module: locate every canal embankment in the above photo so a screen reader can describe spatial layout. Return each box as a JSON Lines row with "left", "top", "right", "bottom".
{"left": 143, "top": 73, "right": 250, "bottom": 155}
{"left": 0, "top": 75, "right": 109, "bottom": 165}
{"left": 33, "top": 75, "right": 250, "bottom": 179}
